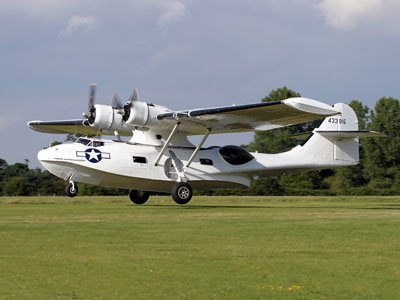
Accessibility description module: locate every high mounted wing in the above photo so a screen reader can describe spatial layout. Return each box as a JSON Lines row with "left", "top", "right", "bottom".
{"left": 28, "top": 97, "right": 339, "bottom": 137}
{"left": 27, "top": 119, "right": 132, "bottom": 136}
{"left": 157, "top": 97, "right": 340, "bottom": 135}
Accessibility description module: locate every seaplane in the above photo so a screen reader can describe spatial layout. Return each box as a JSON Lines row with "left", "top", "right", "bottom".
{"left": 27, "top": 84, "right": 384, "bottom": 204}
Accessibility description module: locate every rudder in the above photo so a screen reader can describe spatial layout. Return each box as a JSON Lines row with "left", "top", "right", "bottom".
{"left": 301, "top": 103, "right": 360, "bottom": 166}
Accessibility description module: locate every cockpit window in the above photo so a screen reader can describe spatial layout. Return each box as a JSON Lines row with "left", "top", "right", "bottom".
{"left": 93, "top": 141, "right": 104, "bottom": 147}
{"left": 76, "top": 138, "right": 91, "bottom": 146}
{"left": 75, "top": 138, "right": 104, "bottom": 147}
{"left": 219, "top": 145, "right": 254, "bottom": 165}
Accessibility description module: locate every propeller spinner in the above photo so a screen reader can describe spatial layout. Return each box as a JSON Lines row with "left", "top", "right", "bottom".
{"left": 122, "top": 87, "right": 140, "bottom": 122}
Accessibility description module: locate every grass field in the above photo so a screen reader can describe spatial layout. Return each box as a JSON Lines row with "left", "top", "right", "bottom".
{"left": 1, "top": 196, "right": 400, "bottom": 299}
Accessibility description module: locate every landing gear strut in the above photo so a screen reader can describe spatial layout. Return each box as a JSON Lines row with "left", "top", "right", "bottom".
{"left": 171, "top": 182, "right": 193, "bottom": 205}
{"left": 65, "top": 182, "right": 78, "bottom": 197}
{"left": 129, "top": 189, "right": 150, "bottom": 205}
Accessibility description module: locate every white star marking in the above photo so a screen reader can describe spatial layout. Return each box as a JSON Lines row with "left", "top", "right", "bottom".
{"left": 87, "top": 149, "right": 101, "bottom": 161}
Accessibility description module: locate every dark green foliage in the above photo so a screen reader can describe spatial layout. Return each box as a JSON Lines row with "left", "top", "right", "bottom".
{"left": 0, "top": 159, "right": 7, "bottom": 170}
{"left": 250, "top": 177, "right": 283, "bottom": 195}
{"left": 78, "top": 184, "right": 126, "bottom": 196}
{"left": 246, "top": 87, "right": 301, "bottom": 154}
{"left": 3, "top": 177, "right": 33, "bottom": 196}
{"left": 0, "top": 161, "right": 65, "bottom": 196}
{"left": 363, "top": 97, "right": 400, "bottom": 192}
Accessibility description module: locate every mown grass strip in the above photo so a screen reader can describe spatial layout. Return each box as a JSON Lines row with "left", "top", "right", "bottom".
{"left": 0, "top": 196, "right": 400, "bottom": 299}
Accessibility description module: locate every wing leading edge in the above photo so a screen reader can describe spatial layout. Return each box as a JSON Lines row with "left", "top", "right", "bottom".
{"left": 157, "top": 97, "right": 340, "bottom": 135}
{"left": 27, "top": 119, "right": 132, "bottom": 136}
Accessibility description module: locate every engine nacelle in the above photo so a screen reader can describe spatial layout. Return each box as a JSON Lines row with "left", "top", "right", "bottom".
{"left": 123, "top": 102, "right": 169, "bottom": 128}
{"left": 123, "top": 101, "right": 149, "bottom": 127}
{"left": 88, "top": 104, "right": 124, "bottom": 130}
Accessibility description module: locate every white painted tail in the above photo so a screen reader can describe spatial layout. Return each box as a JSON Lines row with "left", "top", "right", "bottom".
{"left": 301, "top": 103, "right": 360, "bottom": 166}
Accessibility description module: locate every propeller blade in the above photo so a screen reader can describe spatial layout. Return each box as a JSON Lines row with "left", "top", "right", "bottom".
{"left": 110, "top": 91, "right": 123, "bottom": 109}
{"left": 129, "top": 87, "right": 139, "bottom": 102}
{"left": 89, "top": 83, "right": 97, "bottom": 110}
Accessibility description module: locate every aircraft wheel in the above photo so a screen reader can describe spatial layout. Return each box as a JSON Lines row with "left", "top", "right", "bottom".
{"left": 171, "top": 182, "right": 193, "bottom": 205}
{"left": 65, "top": 182, "right": 78, "bottom": 197}
{"left": 129, "top": 189, "right": 150, "bottom": 205}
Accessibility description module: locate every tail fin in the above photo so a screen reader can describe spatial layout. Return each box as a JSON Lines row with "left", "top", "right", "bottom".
{"left": 301, "top": 103, "right": 360, "bottom": 165}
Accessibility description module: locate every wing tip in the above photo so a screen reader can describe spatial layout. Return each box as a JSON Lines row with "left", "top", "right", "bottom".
{"left": 283, "top": 97, "right": 339, "bottom": 116}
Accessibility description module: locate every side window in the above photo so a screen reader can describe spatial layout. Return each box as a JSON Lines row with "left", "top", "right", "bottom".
{"left": 133, "top": 156, "right": 147, "bottom": 164}
{"left": 200, "top": 158, "right": 213, "bottom": 165}
{"left": 219, "top": 145, "right": 254, "bottom": 165}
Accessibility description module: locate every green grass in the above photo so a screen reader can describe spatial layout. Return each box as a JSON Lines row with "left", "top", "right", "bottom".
{"left": 1, "top": 196, "right": 400, "bottom": 299}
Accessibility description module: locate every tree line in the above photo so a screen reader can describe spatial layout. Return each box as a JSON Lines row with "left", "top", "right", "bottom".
{"left": 1, "top": 86, "right": 398, "bottom": 196}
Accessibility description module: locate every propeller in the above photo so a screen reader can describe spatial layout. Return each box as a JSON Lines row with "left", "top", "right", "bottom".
{"left": 110, "top": 91, "right": 123, "bottom": 109}
{"left": 128, "top": 87, "right": 139, "bottom": 102}
{"left": 83, "top": 83, "right": 97, "bottom": 124}
{"left": 82, "top": 84, "right": 140, "bottom": 124}
{"left": 88, "top": 83, "right": 97, "bottom": 110}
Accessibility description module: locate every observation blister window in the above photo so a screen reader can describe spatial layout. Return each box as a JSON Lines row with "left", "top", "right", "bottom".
{"left": 219, "top": 146, "right": 254, "bottom": 165}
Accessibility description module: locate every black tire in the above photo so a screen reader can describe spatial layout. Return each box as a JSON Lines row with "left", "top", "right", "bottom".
{"left": 129, "top": 189, "right": 150, "bottom": 204}
{"left": 171, "top": 182, "right": 193, "bottom": 205}
{"left": 65, "top": 182, "right": 78, "bottom": 197}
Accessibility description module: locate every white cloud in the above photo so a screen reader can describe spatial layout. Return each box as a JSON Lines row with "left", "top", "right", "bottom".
{"left": 316, "top": 0, "right": 400, "bottom": 31}
{"left": 64, "top": 15, "right": 100, "bottom": 34}
{"left": 157, "top": 1, "right": 186, "bottom": 25}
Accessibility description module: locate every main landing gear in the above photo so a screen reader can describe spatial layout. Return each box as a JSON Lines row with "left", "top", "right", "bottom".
{"left": 128, "top": 182, "right": 193, "bottom": 205}
{"left": 129, "top": 189, "right": 150, "bottom": 205}
{"left": 171, "top": 182, "right": 193, "bottom": 205}
{"left": 65, "top": 181, "right": 78, "bottom": 197}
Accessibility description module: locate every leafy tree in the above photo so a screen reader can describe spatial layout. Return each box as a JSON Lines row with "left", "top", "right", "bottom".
{"left": 363, "top": 97, "right": 400, "bottom": 190}
{"left": 3, "top": 177, "right": 33, "bottom": 196}
{"left": 0, "top": 163, "right": 30, "bottom": 182}
{"left": 246, "top": 87, "right": 301, "bottom": 154}
{"left": 250, "top": 177, "right": 283, "bottom": 195}
{"left": 0, "top": 159, "right": 8, "bottom": 170}
{"left": 349, "top": 100, "right": 370, "bottom": 130}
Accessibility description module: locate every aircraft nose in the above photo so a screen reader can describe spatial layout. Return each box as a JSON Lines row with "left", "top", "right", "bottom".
{"left": 38, "top": 148, "right": 50, "bottom": 162}
{"left": 37, "top": 146, "right": 58, "bottom": 162}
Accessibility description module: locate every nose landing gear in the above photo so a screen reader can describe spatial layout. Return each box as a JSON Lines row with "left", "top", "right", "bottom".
{"left": 65, "top": 181, "right": 78, "bottom": 197}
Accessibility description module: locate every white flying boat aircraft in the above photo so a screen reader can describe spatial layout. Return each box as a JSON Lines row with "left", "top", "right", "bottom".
{"left": 28, "top": 84, "right": 384, "bottom": 204}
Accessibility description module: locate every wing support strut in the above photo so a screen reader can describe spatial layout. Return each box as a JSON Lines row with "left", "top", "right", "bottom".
{"left": 154, "top": 122, "right": 181, "bottom": 166}
{"left": 185, "top": 128, "right": 211, "bottom": 169}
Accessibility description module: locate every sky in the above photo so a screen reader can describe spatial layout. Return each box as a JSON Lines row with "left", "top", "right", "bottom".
{"left": 1, "top": 0, "right": 400, "bottom": 168}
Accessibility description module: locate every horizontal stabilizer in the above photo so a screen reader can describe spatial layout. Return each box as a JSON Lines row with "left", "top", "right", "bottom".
{"left": 316, "top": 130, "right": 386, "bottom": 138}
{"left": 292, "top": 130, "right": 386, "bottom": 139}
